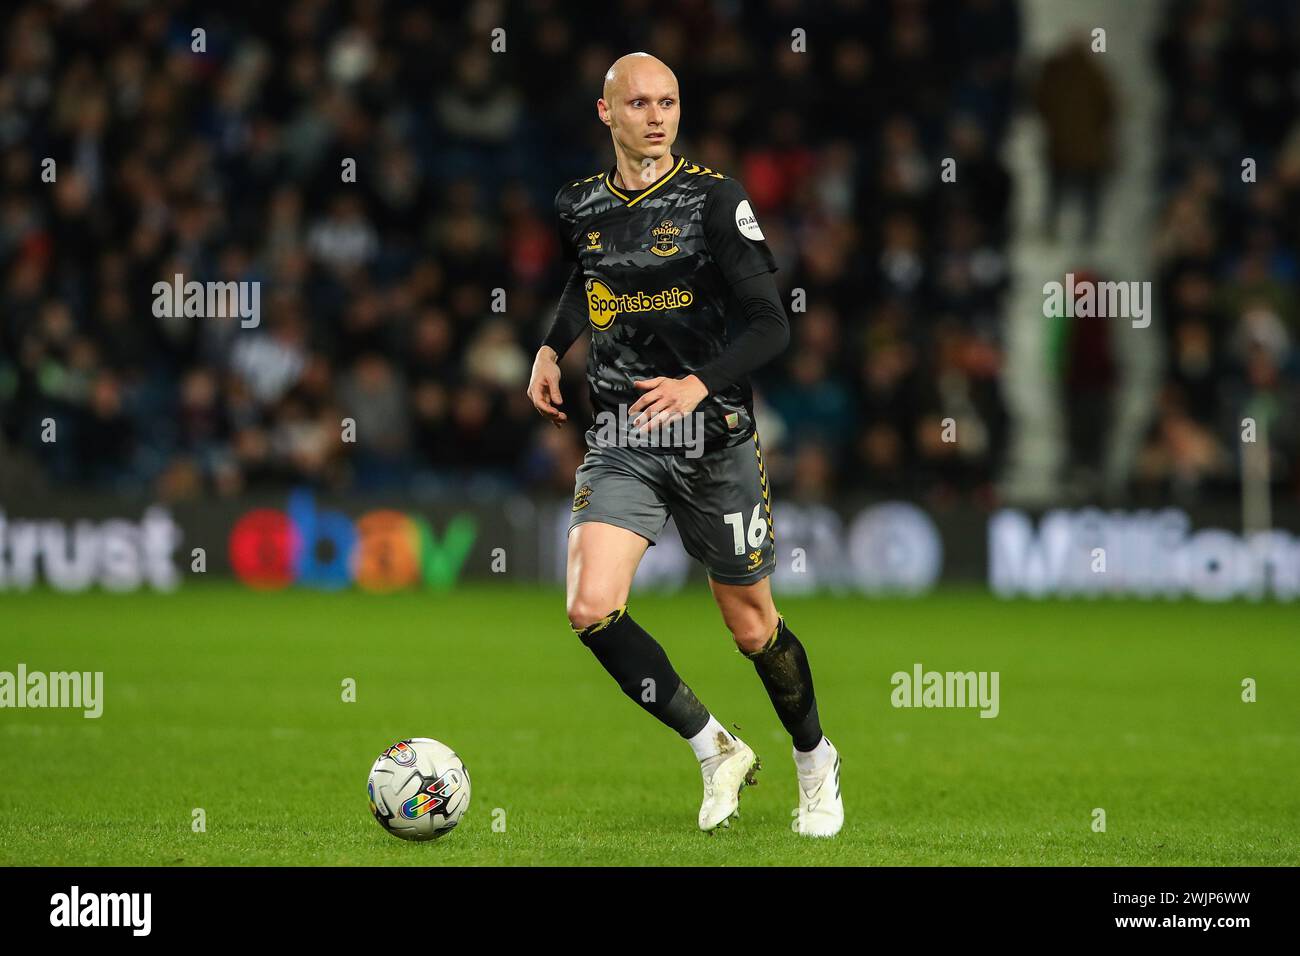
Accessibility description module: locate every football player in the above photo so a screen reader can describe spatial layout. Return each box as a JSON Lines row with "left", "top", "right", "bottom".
{"left": 527, "top": 53, "right": 842, "bottom": 836}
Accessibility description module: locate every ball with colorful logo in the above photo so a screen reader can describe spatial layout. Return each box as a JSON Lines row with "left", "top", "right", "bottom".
{"left": 368, "top": 738, "right": 471, "bottom": 841}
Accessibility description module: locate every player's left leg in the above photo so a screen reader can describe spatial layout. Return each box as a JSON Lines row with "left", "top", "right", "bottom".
{"left": 668, "top": 431, "right": 842, "bottom": 837}
{"left": 708, "top": 576, "right": 843, "bottom": 837}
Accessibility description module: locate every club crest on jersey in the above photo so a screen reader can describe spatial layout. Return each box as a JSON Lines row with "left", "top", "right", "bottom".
{"left": 585, "top": 231, "right": 601, "bottom": 251}
{"left": 649, "top": 220, "right": 681, "bottom": 257}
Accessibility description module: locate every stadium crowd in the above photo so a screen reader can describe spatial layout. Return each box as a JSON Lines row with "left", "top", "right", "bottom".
{"left": 3, "top": 0, "right": 1023, "bottom": 503}
{"left": 1144, "top": 0, "right": 1300, "bottom": 504}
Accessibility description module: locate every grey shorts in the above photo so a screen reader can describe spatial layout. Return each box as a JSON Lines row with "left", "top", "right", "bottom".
{"left": 568, "top": 429, "right": 777, "bottom": 586}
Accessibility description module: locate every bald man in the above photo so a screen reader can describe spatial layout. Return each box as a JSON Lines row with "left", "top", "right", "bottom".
{"left": 527, "top": 53, "right": 843, "bottom": 837}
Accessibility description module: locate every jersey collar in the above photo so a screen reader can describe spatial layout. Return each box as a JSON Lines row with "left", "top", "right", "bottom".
{"left": 605, "top": 155, "right": 687, "bottom": 207}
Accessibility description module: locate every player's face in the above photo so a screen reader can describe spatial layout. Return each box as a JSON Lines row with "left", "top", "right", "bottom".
{"left": 604, "top": 72, "right": 679, "bottom": 164}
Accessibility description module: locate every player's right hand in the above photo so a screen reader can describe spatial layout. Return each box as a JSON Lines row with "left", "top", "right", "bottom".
{"left": 527, "top": 347, "right": 568, "bottom": 427}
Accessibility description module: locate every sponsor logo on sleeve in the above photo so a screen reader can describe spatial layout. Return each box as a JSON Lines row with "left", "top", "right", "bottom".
{"left": 735, "top": 200, "right": 764, "bottom": 240}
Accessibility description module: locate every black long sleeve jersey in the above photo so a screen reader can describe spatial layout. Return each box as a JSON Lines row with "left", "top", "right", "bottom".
{"left": 546, "top": 155, "right": 785, "bottom": 455}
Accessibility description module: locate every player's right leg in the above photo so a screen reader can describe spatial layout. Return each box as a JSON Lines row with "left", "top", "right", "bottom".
{"left": 566, "top": 451, "right": 755, "bottom": 831}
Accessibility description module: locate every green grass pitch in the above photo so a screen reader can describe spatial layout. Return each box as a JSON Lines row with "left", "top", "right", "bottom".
{"left": 1, "top": 584, "right": 1297, "bottom": 866}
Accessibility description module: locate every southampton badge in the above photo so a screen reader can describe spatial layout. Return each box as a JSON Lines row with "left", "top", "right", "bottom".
{"left": 650, "top": 220, "right": 681, "bottom": 257}
{"left": 572, "top": 483, "right": 593, "bottom": 512}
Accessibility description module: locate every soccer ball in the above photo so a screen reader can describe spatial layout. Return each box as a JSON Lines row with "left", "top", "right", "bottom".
{"left": 367, "top": 737, "right": 471, "bottom": 841}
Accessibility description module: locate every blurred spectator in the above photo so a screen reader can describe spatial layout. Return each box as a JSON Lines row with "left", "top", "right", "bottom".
{"left": 1057, "top": 268, "right": 1116, "bottom": 492}
{"left": 1034, "top": 34, "right": 1115, "bottom": 243}
{"left": 1152, "top": 0, "right": 1300, "bottom": 503}
{"left": 0, "top": 0, "right": 1020, "bottom": 504}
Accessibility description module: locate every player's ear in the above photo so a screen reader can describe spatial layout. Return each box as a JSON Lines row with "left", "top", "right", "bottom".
{"left": 596, "top": 98, "right": 611, "bottom": 127}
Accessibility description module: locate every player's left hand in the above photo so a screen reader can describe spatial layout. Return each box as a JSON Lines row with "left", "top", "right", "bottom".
{"left": 629, "top": 375, "right": 709, "bottom": 431}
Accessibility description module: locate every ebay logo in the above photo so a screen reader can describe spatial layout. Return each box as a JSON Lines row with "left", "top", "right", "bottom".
{"left": 228, "top": 491, "right": 477, "bottom": 592}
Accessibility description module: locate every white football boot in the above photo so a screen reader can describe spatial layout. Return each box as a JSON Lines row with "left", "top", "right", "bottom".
{"left": 792, "top": 740, "right": 843, "bottom": 837}
{"left": 698, "top": 732, "right": 760, "bottom": 832}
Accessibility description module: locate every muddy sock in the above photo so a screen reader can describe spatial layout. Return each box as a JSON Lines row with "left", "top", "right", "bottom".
{"left": 743, "top": 615, "right": 823, "bottom": 751}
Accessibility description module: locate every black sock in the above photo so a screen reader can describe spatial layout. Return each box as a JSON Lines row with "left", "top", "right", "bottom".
{"left": 575, "top": 605, "right": 711, "bottom": 739}
{"left": 743, "top": 615, "right": 823, "bottom": 751}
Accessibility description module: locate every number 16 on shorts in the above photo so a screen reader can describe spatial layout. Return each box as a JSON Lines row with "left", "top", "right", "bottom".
{"left": 723, "top": 504, "right": 768, "bottom": 556}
